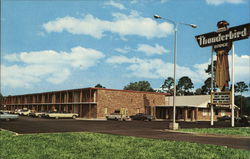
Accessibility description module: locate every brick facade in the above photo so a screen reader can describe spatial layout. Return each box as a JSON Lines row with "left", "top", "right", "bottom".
{"left": 2, "top": 88, "right": 236, "bottom": 121}
{"left": 2, "top": 88, "right": 167, "bottom": 119}
{"left": 96, "top": 89, "right": 166, "bottom": 118}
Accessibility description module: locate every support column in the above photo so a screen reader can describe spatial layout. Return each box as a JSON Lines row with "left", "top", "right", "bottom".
{"left": 211, "top": 105, "right": 214, "bottom": 125}
{"left": 80, "top": 90, "right": 83, "bottom": 102}
{"left": 195, "top": 108, "right": 198, "bottom": 121}
{"left": 165, "top": 108, "right": 168, "bottom": 119}
{"left": 210, "top": 47, "right": 214, "bottom": 126}
{"left": 184, "top": 107, "right": 188, "bottom": 121}
{"left": 89, "top": 104, "right": 91, "bottom": 118}
{"left": 231, "top": 43, "right": 235, "bottom": 127}
{"left": 89, "top": 89, "right": 92, "bottom": 118}
{"left": 191, "top": 109, "right": 195, "bottom": 121}
{"left": 80, "top": 104, "right": 83, "bottom": 118}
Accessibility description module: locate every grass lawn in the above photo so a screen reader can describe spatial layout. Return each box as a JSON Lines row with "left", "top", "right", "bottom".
{"left": 0, "top": 130, "right": 249, "bottom": 159}
{"left": 178, "top": 127, "right": 250, "bottom": 137}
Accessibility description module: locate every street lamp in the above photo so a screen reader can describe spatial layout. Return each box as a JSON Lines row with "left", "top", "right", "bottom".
{"left": 154, "top": 14, "right": 197, "bottom": 130}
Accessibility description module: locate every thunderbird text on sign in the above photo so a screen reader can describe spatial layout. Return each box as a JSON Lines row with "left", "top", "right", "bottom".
{"left": 195, "top": 23, "right": 250, "bottom": 48}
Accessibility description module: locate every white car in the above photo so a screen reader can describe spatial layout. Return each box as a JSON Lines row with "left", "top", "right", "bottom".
{"left": 19, "top": 109, "right": 31, "bottom": 116}
{"left": 106, "top": 113, "right": 122, "bottom": 120}
{"left": 0, "top": 112, "right": 19, "bottom": 121}
{"left": 14, "top": 109, "right": 22, "bottom": 114}
{"left": 106, "top": 113, "right": 130, "bottom": 121}
{"left": 44, "top": 112, "right": 79, "bottom": 119}
{"left": 29, "top": 112, "right": 46, "bottom": 118}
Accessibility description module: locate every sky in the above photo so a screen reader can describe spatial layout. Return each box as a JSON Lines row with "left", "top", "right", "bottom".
{"left": 1, "top": 0, "right": 249, "bottom": 96}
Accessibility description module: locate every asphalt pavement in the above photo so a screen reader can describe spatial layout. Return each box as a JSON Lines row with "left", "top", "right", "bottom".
{"left": 1, "top": 116, "right": 249, "bottom": 150}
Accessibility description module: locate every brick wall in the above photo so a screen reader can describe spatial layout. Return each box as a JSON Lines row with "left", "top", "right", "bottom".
{"left": 96, "top": 89, "right": 166, "bottom": 118}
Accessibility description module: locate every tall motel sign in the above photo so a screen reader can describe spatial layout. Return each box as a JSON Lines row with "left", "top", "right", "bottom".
{"left": 195, "top": 21, "right": 250, "bottom": 127}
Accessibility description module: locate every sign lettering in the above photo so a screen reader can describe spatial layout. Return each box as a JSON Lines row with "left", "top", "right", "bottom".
{"left": 211, "top": 91, "right": 231, "bottom": 106}
{"left": 195, "top": 23, "right": 250, "bottom": 48}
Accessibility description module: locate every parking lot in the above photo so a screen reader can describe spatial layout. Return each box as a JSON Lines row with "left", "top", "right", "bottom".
{"left": 1, "top": 116, "right": 249, "bottom": 150}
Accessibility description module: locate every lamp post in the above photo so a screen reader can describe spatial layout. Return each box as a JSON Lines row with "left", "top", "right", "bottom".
{"left": 154, "top": 15, "right": 197, "bottom": 130}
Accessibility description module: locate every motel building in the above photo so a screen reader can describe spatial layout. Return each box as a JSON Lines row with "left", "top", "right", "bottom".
{"left": 2, "top": 87, "right": 238, "bottom": 121}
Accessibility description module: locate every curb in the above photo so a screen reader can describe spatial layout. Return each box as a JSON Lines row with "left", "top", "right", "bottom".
{"left": 162, "top": 129, "right": 250, "bottom": 139}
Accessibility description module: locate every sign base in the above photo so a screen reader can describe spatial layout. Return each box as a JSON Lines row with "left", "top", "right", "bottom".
{"left": 169, "top": 122, "right": 179, "bottom": 130}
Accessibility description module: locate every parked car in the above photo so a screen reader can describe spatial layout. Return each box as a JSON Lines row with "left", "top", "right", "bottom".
{"left": 106, "top": 113, "right": 122, "bottom": 120}
{"left": 0, "top": 112, "right": 19, "bottom": 121}
{"left": 29, "top": 111, "right": 46, "bottom": 118}
{"left": 106, "top": 109, "right": 130, "bottom": 121}
{"left": 217, "top": 115, "right": 241, "bottom": 122}
{"left": 217, "top": 115, "right": 231, "bottom": 121}
{"left": 43, "top": 112, "right": 79, "bottom": 119}
{"left": 130, "top": 113, "right": 154, "bottom": 121}
{"left": 14, "top": 109, "right": 22, "bottom": 114}
{"left": 239, "top": 115, "right": 250, "bottom": 126}
{"left": 1, "top": 110, "right": 12, "bottom": 114}
{"left": 19, "top": 109, "right": 32, "bottom": 116}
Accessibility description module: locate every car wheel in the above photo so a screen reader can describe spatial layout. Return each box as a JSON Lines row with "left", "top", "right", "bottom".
{"left": 6, "top": 118, "right": 10, "bottom": 121}
{"left": 55, "top": 116, "right": 59, "bottom": 119}
{"left": 72, "top": 115, "right": 77, "bottom": 119}
{"left": 38, "top": 114, "right": 42, "bottom": 118}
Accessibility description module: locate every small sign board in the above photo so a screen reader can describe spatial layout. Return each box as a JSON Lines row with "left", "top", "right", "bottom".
{"left": 195, "top": 23, "right": 250, "bottom": 48}
{"left": 211, "top": 91, "right": 231, "bottom": 106}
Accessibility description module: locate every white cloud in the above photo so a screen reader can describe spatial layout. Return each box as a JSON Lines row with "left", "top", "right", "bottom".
{"left": 106, "top": 55, "right": 208, "bottom": 82}
{"left": 206, "top": 0, "right": 246, "bottom": 5}
{"left": 228, "top": 54, "right": 250, "bottom": 83}
{"left": 106, "top": 54, "right": 250, "bottom": 85}
{"left": 137, "top": 44, "right": 169, "bottom": 56}
{"left": 114, "top": 46, "right": 131, "bottom": 54}
{"left": 106, "top": 55, "right": 142, "bottom": 64}
{"left": 2, "top": 46, "right": 105, "bottom": 88}
{"left": 104, "top": 0, "right": 126, "bottom": 10}
{"left": 43, "top": 11, "right": 173, "bottom": 39}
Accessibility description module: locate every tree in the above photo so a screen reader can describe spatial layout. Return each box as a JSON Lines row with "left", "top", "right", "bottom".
{"left": 195, "top": 88, "right": 203, "bottom": 95}
{"left": 199, "top": 60, "right": 217, "bottom": 95}
{"left": 205, "top": 60, "right": 216, "bottom": 76}
{"left": 200, "top": 77, "right": 217, "bottom": 95}
{"left": 177, "top": 76, "right": 194, "bottom": 95}
{"left": 95, "top": 84, "right": 105, "bottom": 88}
{"left": 235, "top": 96, "right": 250, "bottom": 116}
{"left": 235, "top": 81, "right": 249, "bottom": 114}
{"left": 124, "top": 81, "right": 155, "bottom": 92}
{"left": 160, "top": 77, "right": 174, "bottom": 94}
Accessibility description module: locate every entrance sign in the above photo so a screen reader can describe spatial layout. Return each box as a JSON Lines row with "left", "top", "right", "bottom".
{"left": 195, "top": 22, "right": 250, "bottom": 91}
{"left": 195, "top": 23, "right": 250, "bottom": 48}
{"left": 211, "top": 91, "right": 231, "bottom": 105}
{"left": 195, "top": 21, "right": 249, "bottom": 127}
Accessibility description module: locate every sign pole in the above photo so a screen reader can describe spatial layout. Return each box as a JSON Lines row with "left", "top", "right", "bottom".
{"left": 231, "top": 43, "right": 235, "bottom": 127}
{"left": 210, "top": 47, "right": 214, "bottom": 126}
